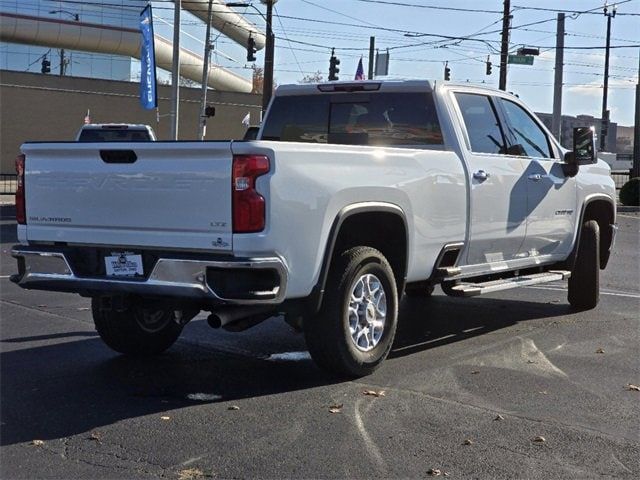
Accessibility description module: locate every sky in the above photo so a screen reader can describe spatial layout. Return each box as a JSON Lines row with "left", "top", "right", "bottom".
{"left": 150, "top": 0, "right": 639, "bottom": 127}
{"left": 0, "top": 1, "right": 637, "bottom": 126}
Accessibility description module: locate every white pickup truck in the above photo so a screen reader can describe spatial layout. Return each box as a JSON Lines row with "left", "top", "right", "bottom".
{"left": 12, "top": 80, "right": 617, "bottom": 377}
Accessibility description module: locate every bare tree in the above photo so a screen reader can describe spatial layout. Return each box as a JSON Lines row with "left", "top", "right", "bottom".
{"left": 252, "top": 65, "right": 264, "bottom": 94}
{"left": 300, "top": 71, "right": 324, "bottom": 83}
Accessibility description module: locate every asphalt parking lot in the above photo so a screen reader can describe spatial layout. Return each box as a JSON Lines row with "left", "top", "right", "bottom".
{"left": 1, "top": 206, "right": 639, "bottom": 479}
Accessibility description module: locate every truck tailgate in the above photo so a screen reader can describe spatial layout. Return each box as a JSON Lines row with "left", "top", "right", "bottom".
{"left": 21, "top": 142, "right": 233, "bottom": 252}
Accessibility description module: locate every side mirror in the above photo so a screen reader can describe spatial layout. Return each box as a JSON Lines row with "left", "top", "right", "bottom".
{"left": 243, "top": 126, "right": 259, "bottom": 141}
{"left": 570, "top": 126, "right": 596, "bottom": 165}
{"left": 563, "top": 126, "right": 596, "bottom": 177}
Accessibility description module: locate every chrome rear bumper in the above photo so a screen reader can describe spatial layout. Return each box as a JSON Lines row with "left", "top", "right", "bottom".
{"left": 11, "top": 248, "right": 287, "bottom": 305}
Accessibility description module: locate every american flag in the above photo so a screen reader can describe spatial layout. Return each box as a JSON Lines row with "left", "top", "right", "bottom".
{"left": 355, "top": 57, "right": 365, "bottom": 80}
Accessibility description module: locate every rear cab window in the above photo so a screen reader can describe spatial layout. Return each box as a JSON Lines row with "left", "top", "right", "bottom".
{"left": 78, "top": 129, "right": 152, "bottom": 142}
{"left": 262, "top": 91, "right": 444, "bottom": 148}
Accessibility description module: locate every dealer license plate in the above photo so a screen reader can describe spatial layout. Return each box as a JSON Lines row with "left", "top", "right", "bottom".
{"left": 105, "top": 252, "right": 144, "bottom": 277}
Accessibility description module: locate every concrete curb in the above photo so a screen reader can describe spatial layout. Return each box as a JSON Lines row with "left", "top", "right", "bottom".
{"left": 617, "top": 206, "right": 640, "bottom": 213}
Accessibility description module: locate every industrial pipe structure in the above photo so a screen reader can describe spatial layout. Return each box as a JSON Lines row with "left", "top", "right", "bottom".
{"left": 0, "top": 12, "right": 253, "bottom": 93}
{"left": 179, "top": 0, "right": 266, "bottom": 50}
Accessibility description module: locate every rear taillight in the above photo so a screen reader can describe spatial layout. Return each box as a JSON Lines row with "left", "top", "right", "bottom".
{"left": 232, "top": 154, "right": 270, "bottom": 233}
{"left": 15, "top": 154, "right": 25, "bottom": 225}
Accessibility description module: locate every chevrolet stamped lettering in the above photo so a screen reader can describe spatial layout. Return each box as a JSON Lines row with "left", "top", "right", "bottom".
{"left": 11, "top": 80, "right": 617, "bottom": 377}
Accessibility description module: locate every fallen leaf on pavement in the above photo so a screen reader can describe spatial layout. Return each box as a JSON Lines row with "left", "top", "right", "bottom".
{"left": 494, "top": 414, "right": 504, "bottom": 421}
{"left": 595, "top": 348, "right": 605, "bottom": 354}
{"left": 227, "top": 405, "right": 240, "bottom": 411}
{"left": 463, "top": 439, "right": 473, "bottom": 445}
{"left": 427, "top": 468, "right": 441, "bottom": 476}
{"left": 532, "top": 436, "right": 546, "bottom": 443}
{"left": 88, "top": 432, "right": 102, "bottom": 443}
{"left": 626, "top": 384, "right": 640, "bottom": 392}
{"left": 328, "top": 403, "right": 343, "bottom": 414}
{"left": 31, "top": 439, "right": 44, "bottom": 446}
{"left": 160, "top": 416, "right": 171, "bottom": 421}
{"left": 178, "top": 468, "right": 209, "bottom": 480}
{"left": 538, "top": 390, "right": 548, "bottom": 395}
{"left": 471, "top": 370, "right": 480, "bottom": 375}
{"left": 527, "top": 360, "right": 537, "bottom": 364}
{"left": 362, "top": 390, "right": 386, "bottom": 397}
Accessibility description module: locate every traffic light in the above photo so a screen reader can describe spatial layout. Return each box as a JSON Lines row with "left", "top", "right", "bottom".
{"left": 486, "top": 56, "right": 492, "bottom": 75}
{"left": 247, "top": 35, "right": 256, "bottom": 62}
{"left": 517, "top": 47, "right": 540, "bottom": 56}
{"left": 41, "top": 56, "right": 50, "bottom": 74}
{"left": 444, "top": 62, "right": 450, "bottom": 81}
{"left": 329, "top": 48, "right": 340, "bottom": 81}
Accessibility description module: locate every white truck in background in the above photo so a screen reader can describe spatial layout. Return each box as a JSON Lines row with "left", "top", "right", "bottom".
{"left": 76, "top": 124, "right": 156, "bottom": 142}
{"left": 12, "top": 80, "right": 617, "bottom": 377}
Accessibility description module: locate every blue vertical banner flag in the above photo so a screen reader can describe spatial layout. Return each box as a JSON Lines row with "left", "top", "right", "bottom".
{"left": 139, "top": 4, "right": 157, "bottom": 110}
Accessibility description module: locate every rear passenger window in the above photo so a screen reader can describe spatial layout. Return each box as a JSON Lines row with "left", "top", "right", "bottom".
{"left": 498, "top": 99, "right": 552, "bottom": 158}
{"left": 455, "top": 93, "right": 506, "bottom": 155}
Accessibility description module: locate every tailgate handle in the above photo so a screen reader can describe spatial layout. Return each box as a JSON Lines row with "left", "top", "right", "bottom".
{"left": 100, "top": 150, "right": 137, "bottom": 164}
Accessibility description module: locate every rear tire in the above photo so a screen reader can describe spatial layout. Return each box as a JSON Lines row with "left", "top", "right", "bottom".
{"left": 92, "top": 298, "right": 183, "bottom": 356}
{"left": 568, "top": 220, "right": 600, "bottom": 310}
{"left": 304, "top": 247, "right": 399, "bottom": 378}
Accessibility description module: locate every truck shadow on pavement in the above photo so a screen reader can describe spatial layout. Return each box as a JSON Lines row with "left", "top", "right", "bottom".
{"left": 391, "top": 294, "right": 572, "bottom": 358}
{"left": 0, "top": 295, "right": 572, "bottom": 447}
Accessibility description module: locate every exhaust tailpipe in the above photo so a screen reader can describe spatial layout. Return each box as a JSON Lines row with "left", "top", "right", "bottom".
{"left": 207, "top": 306, "right": 274, "bottom": 331}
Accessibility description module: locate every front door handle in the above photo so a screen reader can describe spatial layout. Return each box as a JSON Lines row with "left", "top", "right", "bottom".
{"left": 473, "top": 170, "right": 490, "bottom": 181}
{"left": 528, "top": 173, "right": 544, "bottom": 181}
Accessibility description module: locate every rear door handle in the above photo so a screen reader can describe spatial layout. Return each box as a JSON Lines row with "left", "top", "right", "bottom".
{"left": 473, "top": 170, "right": 490, "bottom": 181}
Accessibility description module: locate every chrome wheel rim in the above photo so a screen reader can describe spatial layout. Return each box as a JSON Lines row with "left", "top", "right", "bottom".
{"left": 348, "top": 273, "right": 387, "bottom": 352}
{"left": 136, "top": 308, "right": 172, "bottom": 333}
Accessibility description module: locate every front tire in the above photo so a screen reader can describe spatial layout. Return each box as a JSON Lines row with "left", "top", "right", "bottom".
{"left": 568, "top": 220, "right": 600, "bottom": 310}
{"left": 92, "top": 298, "right": 183, "bottom": 356}
{"left": 304, "top": 247, "right": 399, "bottom": 377}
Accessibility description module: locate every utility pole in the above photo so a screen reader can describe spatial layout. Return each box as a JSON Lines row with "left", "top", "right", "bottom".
{"left": 633, "top": 49, "right": 640, "bottom": 178}
{"left": 59, "top": 49, "right": 65, "bottom": 76}
{"left": 261, "top": 0, "right": 276, "bottom": 114}
{"left": 551, "top": 13, "right": 565, "bottom": 144}
{"left": 499, "top": 0, "right": 511, "bottom": 91}
{"left": 600, "top": 4, "right": 616, "bottom": 152}
{"left": 170, "top": 0, "right": 181, "bottom": 140}
{"left": 198, "top": 0, "right": 214, "bottom": 140}
{"left": 368, "top": 36, "right": 375, "bottom": 80}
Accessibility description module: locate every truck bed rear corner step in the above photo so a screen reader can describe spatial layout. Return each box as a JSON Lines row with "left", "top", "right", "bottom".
{"left": 448, "top": 270, "right": 571, "bottom": 297}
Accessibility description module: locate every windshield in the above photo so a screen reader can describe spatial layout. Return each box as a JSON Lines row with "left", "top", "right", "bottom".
{"left": 262, "top": 92, "right": 443, "bottom": 147}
